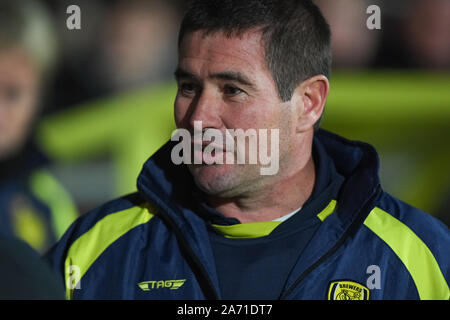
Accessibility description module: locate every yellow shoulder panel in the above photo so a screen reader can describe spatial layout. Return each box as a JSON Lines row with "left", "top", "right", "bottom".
{"left": 64, "top": 203, "right": 155, "bottom": 299}
{"left": 364, "top": 207, "right": 449, "bottom": 300}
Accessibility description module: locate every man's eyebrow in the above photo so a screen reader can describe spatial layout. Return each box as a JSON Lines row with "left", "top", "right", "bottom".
{"left": 174, "top": 68, "right": 254, "bottom": 88}
{"left": 210, "top": 71, "right": 254, "bottom": 87}
{"left": 174, "top": 68, "right": 197, "bottom": 81}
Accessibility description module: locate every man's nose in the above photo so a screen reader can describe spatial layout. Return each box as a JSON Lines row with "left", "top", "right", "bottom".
{"left": 188, "top": 90, "right": 222, "bottom": 130}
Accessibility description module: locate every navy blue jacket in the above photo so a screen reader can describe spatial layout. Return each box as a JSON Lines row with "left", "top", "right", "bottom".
{"left": 46, "top": 130, "right": 450, "bottom": 300}
{"left": 0, "top": 143, "right": 78, "bottom": 253}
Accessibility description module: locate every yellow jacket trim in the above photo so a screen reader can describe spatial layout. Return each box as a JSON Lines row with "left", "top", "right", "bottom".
{"left": 317, "top": 199, "right": 337, "bottom": 222}
{"left": 212, "top": 221, "right": 282, "bottom": 239}
{"left": 213, "top": 200, "right": 338, "bottom": 239}
{"left": 64, "top": 203, "right": 155, "bottom": 299}
{"left": 363, "top": 207, "right": 450, "bottom": 300}
{"left": 29, "top": 170, "right": 78, "bottom": 240}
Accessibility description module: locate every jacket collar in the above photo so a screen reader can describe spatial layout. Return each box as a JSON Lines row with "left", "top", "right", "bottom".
{"left": 315, "top": 130, "right": 381, "bottom": 225}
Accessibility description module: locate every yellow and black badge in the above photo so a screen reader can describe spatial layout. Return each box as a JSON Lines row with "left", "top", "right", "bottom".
{"left": 328, "top": 280, "right": 370, "bottom": 300}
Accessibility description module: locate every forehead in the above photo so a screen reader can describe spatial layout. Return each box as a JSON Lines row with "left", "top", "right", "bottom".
{"left": 178, "top": 29, "right": 268, "bottom": 76}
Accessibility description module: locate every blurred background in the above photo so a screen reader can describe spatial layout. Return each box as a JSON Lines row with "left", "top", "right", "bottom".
{"left": 0, "top": 0, "right": 449, "bottom": 253}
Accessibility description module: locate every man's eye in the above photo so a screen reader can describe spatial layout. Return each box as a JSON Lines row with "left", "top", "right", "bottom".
{"left": 3, "top": 85, "right": 23, "bottom": 104}
{"left": 179, "top": 83, "right": 197, "bottom": 96}
{"left": 223, "top": 85, "right": 243, "bottom": 96}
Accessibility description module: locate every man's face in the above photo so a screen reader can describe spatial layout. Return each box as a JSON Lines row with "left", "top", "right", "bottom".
{"left": 174, "top": 30, "right": 296, "bottom": 197}
{"left": 0, "top": 48, "right": 39, "bottom": 160}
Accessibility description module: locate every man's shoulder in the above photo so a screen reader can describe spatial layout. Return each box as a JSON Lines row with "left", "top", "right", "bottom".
{"left": 364, "top": 192, "right": 450, "bottom": 257}
{"left": 361, "top": 191, "right": 450, "bottom": 299}
{"left": 66, "top": 193, "right": 152, "bottom": 242}
{"left": 46, "top": 192, "right": 156, "bottom": 257}
{"left": 45, "top": 192, "right": 159, "bottom": 297}
{"left": 372, "top": 192, "right": 449, "bottom": 241}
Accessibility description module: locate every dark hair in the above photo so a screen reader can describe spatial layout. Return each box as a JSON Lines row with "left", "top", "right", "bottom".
{"left": 178, "top": 0, "right": 332, "bottom": 130}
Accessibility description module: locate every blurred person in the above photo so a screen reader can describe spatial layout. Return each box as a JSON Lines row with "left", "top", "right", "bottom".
{"left": 42, "top": 0, "right": 108, "bottom": 112}
{"left": 375, "top": 0, "right": 450, "bottom": 69}
{"left": 315, "top": 0, "right": 381, "bottom": 69}
{"left": 401, "top": 0, "right": 450, "bottom": 69}
{"left": 47, "top": 0, "right": 449, "bottom": 300}
{"left": 48, "top": 0, "right": 181, "bottom": 112}
{"left": 97, "top": 0, "right": 180, "bottom": 92}
{"left": 36, "top": 0, "right": 182, "bottom": 208}
{"left": 0, "top": 0, "right": 78, "bottom": 254}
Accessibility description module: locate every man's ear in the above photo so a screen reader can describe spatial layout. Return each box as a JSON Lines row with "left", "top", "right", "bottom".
{"left": 291, "top": 75, "right": 330, "bottom": 133}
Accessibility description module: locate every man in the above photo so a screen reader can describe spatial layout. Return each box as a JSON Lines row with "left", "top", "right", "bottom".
{"left": 0, "top": 0, "right": 78, "bottom": 253}
{"left": 47, "top": 0, "right": 449, "bottom": 300}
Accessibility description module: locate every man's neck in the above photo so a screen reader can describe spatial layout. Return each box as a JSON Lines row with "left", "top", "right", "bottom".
{"left": 207, "top": 155, "right": 316, "bottom": 223}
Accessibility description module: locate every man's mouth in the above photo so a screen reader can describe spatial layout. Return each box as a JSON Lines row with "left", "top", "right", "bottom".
{"left": 192, "top": 142, "right": 227, "bottom": 164}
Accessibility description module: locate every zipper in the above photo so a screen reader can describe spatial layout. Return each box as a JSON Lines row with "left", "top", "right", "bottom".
{"left": 279, "top": 185, "right": 382, "bottom": 299}
{"left": 155, "top": 206, "right": 220, "bottom": 300}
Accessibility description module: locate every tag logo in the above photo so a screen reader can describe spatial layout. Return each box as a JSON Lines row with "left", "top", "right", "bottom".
{"left": 328, "top": 280, "right": 370, "bottom": 300}
{"left": 138, "top": 279, "right": 186, "bottom": 291}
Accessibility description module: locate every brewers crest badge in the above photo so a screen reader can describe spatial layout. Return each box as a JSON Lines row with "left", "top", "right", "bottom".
{"left": 328, "top": 280, "right": 370, "bottom": 300}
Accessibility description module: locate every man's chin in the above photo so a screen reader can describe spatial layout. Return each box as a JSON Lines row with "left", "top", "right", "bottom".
{"left": 188, "top": 164, "right": 237, "bottom": 196}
